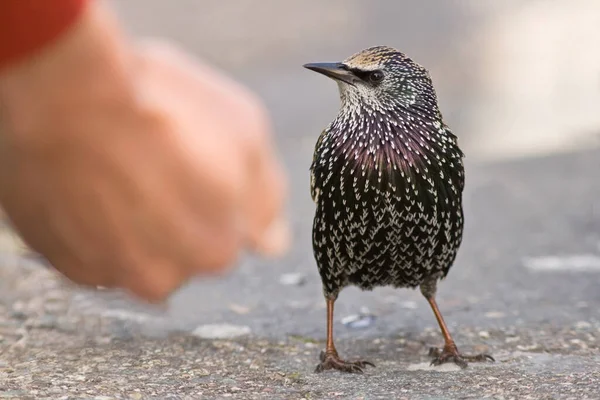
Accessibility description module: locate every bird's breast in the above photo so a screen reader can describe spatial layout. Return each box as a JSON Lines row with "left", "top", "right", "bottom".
{"left": 310, "top": 120, "right": 464, "bottom": 215}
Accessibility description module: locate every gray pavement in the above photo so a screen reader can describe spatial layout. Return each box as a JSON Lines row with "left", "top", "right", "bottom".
{"left": 2, "top": 1, "right": 600, "bottom": 399}
{"left": 1, "top": 139, "right": 599, "bottom": 400}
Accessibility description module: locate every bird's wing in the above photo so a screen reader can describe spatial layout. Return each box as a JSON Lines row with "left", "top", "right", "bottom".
{"left": 309, "top": 129, "right": 328, "bottom": 203}
{"left": 442, "top": 124, "right": 465, "bottom": 194}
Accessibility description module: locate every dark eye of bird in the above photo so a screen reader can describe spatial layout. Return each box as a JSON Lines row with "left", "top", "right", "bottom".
{"left": 368, "top": 70, "right": 384, "bottom": 83}
{"left": 349, "top": 68, "right": 385, "bottom": 85}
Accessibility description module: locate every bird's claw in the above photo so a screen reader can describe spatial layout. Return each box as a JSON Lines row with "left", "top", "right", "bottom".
{"left": 428, "top": 346, "right": 494, "bottom": 369}
{"left": 314, "top": 350, "right": 375, "bottom": 374}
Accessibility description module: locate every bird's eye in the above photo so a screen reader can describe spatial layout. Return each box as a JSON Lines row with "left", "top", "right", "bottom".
{"left": 368, "top": 70, "right": 384, "bottom": 83}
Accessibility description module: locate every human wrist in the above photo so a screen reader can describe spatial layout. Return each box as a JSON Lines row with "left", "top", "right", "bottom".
{"left": 0, "top": 1, "right": 136, "bottom": 148}
{"left": 0, "top": 0, "right": 88, "bottom": 69}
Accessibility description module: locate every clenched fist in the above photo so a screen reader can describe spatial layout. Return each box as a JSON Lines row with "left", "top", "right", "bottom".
{"left": 0, "top": 2, "right": 289, "bottom": 301}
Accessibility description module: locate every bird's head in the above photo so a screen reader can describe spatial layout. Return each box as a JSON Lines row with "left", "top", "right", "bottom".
{"left": 304, "top": 46, "right": 439, "bottom": 116}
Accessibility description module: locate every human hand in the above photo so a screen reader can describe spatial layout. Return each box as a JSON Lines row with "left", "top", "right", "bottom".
{"left": 0, "top": 2, "right": 289, "bottom": 301}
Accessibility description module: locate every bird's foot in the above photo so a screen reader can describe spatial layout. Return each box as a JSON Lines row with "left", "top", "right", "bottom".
{"left": 428, "top": 346, "right": 494, "bottom": 369}
{"left": 314, "top": 350, "right": 375, "bottom": 374}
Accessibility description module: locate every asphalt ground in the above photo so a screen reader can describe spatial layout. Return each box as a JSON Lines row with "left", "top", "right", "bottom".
{"left": 1, "top": 143, "right": 599, "bottom": 400}
{"left": 1, "top": 1, "right": 600, "bottom": 399}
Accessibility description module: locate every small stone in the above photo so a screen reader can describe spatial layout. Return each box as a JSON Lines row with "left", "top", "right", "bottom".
{"left": 407, "top": 362, "right": 461, "bottom": 372}
{"left": 0, "top": 391, "right": 27, "bottom": 398}
{"left": 399, "top": 301, "right": 418, "bottom": 309}
{"left": 30, "top": 315, "right": 58, "bottom": 329}
{"left": 341, "top": 311, "right": 376, "bottom": 329}
{"left": 192, "top": 323, "right": 251, "bottom": 339}
{"left": 516, "top": 343, "right": 540, "bottom": 351}
{"left": 94, "top": 336, "right": 112, "bottom": 345}
{"left": 484, "top": 311, "right": 506, "bottom": 319}
{"left": 228, "top": 303, "right": 251, "bottom": 315}
{"left": 523, "top": 255, "right": 600, "bottom": 272}
{"left": 575, "top": 321, "right": 592, "bottom": 330}
{"left": 478, "top": 330, "right": 490, "bottom": 339}
{"left": 570, "top": 339, "right": 588, "bottom": 348}
{"left": 287, "top": 300, "right": 310, "bottom": 309}
{"left": 279, "top": 273, "right": 307, "bottom": 286}
{"left": 129, "top": 393, "right": 143, "bottom": 400}
{"left": 193, "top": 368, "right": 210, "bottom": 376}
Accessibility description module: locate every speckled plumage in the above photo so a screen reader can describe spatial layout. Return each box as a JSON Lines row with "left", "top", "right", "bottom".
{"left": 309, "top": 46, "right": 465, "bottom": 298}
{"left": 305, "top": 46, "right": 492, "bottom": 374}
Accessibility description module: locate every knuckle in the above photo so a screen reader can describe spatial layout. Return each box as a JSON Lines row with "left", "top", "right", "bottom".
{"left": 127, "top": 262, "right": 185, "bottom": 302}
{"left": 47, "top": 252, "right": 116, "bottom": 288}
{"left": 196, "top": 237, "right": 240, "bottom": 275}
{"left": 132, "top": 285, "right": 166, "bottom": 303}
{"left": 246, "top": 100, "right": 271, "bottom": 140}
{"left": 206, "top": 250, "right": 239, "bottom": 274}
{"left": 231, "top": 90, "right": 272, "bottom": 142}
{"left": 138, "top": 38, "right": 185, "bottom": 60}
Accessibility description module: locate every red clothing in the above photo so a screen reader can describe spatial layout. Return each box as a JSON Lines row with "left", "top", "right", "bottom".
{"left": 0, "top": 0, "right": 87, "bottom": 69}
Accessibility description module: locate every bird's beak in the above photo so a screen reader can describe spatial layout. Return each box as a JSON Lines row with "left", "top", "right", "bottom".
{"left": 303, "top": 62, "right": 355, "bottom": 85}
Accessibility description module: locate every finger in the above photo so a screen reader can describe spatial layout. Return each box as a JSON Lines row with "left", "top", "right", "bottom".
{"left": 235, "top": 103, "right": 290, "bottom": 257}
{"left": 135, "top": 40, "right": 289, "bottom": 257}
{"left": 175, "top": 194, "right": 243, "bottom": 275}
{"left": 45, "top": 248, "right": 116, "bottom": 288}
{"left": 123, "top": 258, "right": 187, "bottom": 303}
{"left": 242, "top": 143, "right": 291, "bottom": 257}
{"left": 128, "top": 178, "right": 242, "bottom": 277}
{"left": 8, "top": 203, "right": 118, "bottom": 288}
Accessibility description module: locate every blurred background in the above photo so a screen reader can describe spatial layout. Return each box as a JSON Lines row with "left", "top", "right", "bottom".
{"left": 109, "top": 0, "right": 600, "bottom": 161}
{"left": 2, "top": 0, "right": 600, "bottom": 341}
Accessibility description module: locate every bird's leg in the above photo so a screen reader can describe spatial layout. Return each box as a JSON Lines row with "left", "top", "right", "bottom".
{"left": 314, "top": 297, "right": 375, "bottom": 374}
{"left": 420, "top": 277, "right": 494, "bottom": 369}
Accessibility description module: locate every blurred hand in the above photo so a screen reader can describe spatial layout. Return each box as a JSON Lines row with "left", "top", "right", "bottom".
{"left": 0, "top": 2, "right": 289, "bottom": 301}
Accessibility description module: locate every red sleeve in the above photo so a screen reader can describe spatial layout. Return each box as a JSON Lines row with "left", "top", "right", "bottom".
{"left": 0, "top": 0, "right": 88, "bottom": 69}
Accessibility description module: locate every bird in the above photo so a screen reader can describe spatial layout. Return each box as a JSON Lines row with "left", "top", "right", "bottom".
{"left": 304, "top": 46, "right": 494, "bottom": 373}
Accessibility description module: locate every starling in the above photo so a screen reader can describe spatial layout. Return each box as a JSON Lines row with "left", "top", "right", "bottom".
{"left": 304, "top": 46, "right": 494, "bottom": 373}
